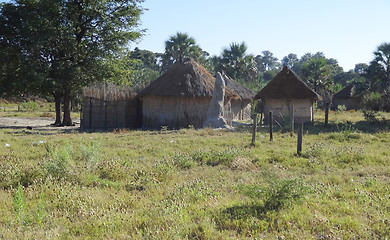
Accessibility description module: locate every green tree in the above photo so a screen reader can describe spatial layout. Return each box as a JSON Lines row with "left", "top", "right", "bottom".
{"left": 161, "top": 32, "right": 202, "bottom": 71}
{"left": 281, "top": 53, "right": 298, "bottom": 68}
{"left": 0, "top": 0, "right": 144, "bottom": 126}
{"left": 220, "top": 42, "right": 258, "bottom": 83}
{"left": 301, "top": 57, "right": 335, "bottom": 102}
{"left": 372, "top": 42, "right": 390, "bottom": 88}
{"left": 255, "top": 50, "right": 281, "bottom": 72}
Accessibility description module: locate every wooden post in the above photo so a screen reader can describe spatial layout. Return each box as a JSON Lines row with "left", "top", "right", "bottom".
{"left": 325, "top": 102, "right": 329, "bottom": 126}
{"left": 269, "top": 111, "right": 273, "bottom": 141}
{"left": 290, "top": 105, "right": 294, "bottom": 136}
{"left": 251, "top": 114, "right": 257, "bottom": 145}
{"left": 297, "top": 122, "right": 303, "bottom": 156}
{"left": 89, "top": 97, "right": 93, "bottom": 128}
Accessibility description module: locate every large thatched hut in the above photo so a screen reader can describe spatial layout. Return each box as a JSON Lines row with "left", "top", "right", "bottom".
{"left": 138, "top": 58, "right": 239, "bottom": 129}
{"left": 223, "top": 73, "right": 256, "bottom": 121}
{"left": 333, "top": 83, "right": 361, "bottom": 110}
{"left": 254, "top": 66, "right": 321, "bottom": 123}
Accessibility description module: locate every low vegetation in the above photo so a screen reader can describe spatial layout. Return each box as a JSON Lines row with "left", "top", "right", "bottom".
{"left": 0, "top": 108, "right": 389, "bottom": 239}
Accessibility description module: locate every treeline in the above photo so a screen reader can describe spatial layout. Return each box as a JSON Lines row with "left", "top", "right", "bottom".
{"left": 128, "top": 33, "right": 390, "bottom": 111}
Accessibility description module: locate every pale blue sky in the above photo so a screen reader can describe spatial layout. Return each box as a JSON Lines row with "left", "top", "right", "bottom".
{"left": 1, "top": 0, "right": 389, "bottom": 70}
{"left": 134, "top": 0, "right": 390, "bottom": 71}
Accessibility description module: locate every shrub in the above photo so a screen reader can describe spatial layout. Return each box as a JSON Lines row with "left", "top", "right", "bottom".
{"left": 42, "top": 144, "right": 74, "bottom": 179}
{"left": 80, "top": 142, "right": 103, "bottom": 171}
{"left": 21, "top": 100, "right": 39, "bottom": 112}
{"left": 13, "top": 183, "right": 26, "bottom": 224}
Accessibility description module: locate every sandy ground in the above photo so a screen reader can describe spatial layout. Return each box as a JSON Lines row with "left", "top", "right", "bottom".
{"left": 0, "top": 117, "right": 80, "bottom": 132}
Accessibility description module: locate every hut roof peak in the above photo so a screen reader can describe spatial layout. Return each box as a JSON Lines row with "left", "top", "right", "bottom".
{"left": 254, "top": 66, "right": 321, "bottom": 100}
{"left": 138, "top": 58, "right": 238, "bottom": 99}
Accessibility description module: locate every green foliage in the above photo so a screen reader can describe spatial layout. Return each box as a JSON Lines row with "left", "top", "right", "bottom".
{"left": 42, "top": 144, "right": 74, "bottom": 179}
{"left": 21, "top": 100, "right": 39, "bottom": 112}
{"left": 80, "top": 142, "right": 103, "bottom": 172}
{"left": 13, "top": 183, "right": 26, "bottom": 224}
{"left": 220, "top": 42, "right": 258, "bottom": 83}
{"left": 362, "top": 109, "right": 386, "bottom": 123}
{"left": 161, "top": 32, "right": 202, "bottom": 71}
{"left": 336, "top": 104, "right": 347, "bottom": 112}
{"left": 0, "top": 0, "right": 145, "bottom": 124}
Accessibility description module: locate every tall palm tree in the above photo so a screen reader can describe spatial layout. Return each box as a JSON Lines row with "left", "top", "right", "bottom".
{"left": 220, "top": 42, "right": 258, "bottom": 82}
{"left": 373, "top": 42, "right": 390, "bottom": 87}
{"left": 164, "top": 32, "right": 201, "bottom": 64}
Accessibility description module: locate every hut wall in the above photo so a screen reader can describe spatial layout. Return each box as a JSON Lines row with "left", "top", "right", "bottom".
{"left": 231, "top": 99, "right": 252, "bottom": 121}
{"left": 263, "top": 98, "right": 313, "bottom": 124}
{"left": 142, "top": 96, "right": 211, "bottom": 129}
{"left": 333, "top": 98, "right": 360, "bottom": 110}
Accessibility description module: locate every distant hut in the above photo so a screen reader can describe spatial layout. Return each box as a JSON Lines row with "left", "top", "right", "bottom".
{"left": 333, "top": 83, "right": 361, "bottom": 110}
{"left": 223, "top": 73, "right": 256, "bottom": 121}
{"left": 254, "top": 66, "right": 321, "bottom": 123}
{"left": 138, "top": 58, "right": 239, "bottom": 129}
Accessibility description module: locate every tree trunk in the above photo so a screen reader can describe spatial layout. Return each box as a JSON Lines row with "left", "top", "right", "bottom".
{"left": 53, "top": 93, "right": 62, "bottom": 126}
{"left": 62, "top": 88, "right": 73, "bottom": 126}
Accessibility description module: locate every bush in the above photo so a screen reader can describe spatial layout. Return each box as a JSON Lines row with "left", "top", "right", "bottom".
{"left": 21, "top": 100, "right": 39, "bottom": 112}
{"left": 42, "top": 144, "right": 74, "bottom": 179}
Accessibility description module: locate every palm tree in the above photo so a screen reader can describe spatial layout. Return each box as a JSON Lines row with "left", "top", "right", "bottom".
{"left": 220, "top": 42, "right": 258, "bottom": 82}
{"left": 163, "top": 32, "right": 201, "bottom": 64}
{"left": 373, "top": 42, "right": 390, "bottom": 88}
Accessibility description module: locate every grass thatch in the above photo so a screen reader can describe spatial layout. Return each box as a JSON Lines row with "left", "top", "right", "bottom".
{"left": 254, "top": 66, "right": 321, "bottom": 100}
{"left": 138, "top": 58, "right": 238, "bottom": 100}
{"left": 83, "top": 83, "right": 136, "bottom": 102}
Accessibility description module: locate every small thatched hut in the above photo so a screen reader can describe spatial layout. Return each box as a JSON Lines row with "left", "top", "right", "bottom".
{"left": 138, "top": 58, "right": 239, "bottom": 129}
{"left": 223, "top": 73, "right": 256, "bottom": 121}
{"left": 254, "top": 66, "right": 321, "bottom": 123}
{"left": 333, "top": 83, "right": 361, "bottom": 110}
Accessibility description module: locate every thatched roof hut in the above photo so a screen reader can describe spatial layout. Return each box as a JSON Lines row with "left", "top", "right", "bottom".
{"left": 138, "top": 58, "right": 239, "bottom": 129}
{"left": 254, "top": 66, "right": 320, "bottom": 123}
{"left": 255, "top": 66, "right": 320, "bottom": 100}
{"left": 333, "top": 83, "right": 361, "bottom": 110}
{"left": 223, "top": 73, "right": 256, "bottom": 120}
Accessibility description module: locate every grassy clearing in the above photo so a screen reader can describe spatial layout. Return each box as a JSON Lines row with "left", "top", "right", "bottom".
{"left": 0, "top": 110, "right": 389, "bottom": 239}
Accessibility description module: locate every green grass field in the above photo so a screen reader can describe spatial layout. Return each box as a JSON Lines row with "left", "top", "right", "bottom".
{"left": 0, "top": 108, "right": 389, "bottom": 239}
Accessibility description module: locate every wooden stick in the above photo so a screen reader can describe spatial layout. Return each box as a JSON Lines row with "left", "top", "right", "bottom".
{"left": 297, "top": 122, "right": 303, "bottom": 155}
{"left": 251, "top": 114, "right": 257, "bottom": 145}
{"left": 269, "top": 111, "right": 273, "bottom": 141}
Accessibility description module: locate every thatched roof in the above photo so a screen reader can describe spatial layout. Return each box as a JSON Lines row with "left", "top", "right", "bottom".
{"left": 138, "top": 58, "right": 238, "bottom": 99}
{"left": 333, "top": 83, "right": 356, "bottom": 99}
{"left": 254, "top": 66, "right": 321, "bottom": 100}
{"left": 222, "top": 73, "right": 256, "bottom": 100}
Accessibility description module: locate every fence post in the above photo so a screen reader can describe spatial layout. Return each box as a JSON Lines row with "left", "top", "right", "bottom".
{"left": 251, "top": 114, "right": 257, "bottom": 145}
{"left": 269, "top": 111, "right": 273, "bottom": 141}
{"left": 290, "top": 105, "right": 294, "bottom": 136}
{"left": 89, "top": 97, "right": 93, "bottom": 128}
{"left": 297, "top": 122, "right": 303, "bottom": 156}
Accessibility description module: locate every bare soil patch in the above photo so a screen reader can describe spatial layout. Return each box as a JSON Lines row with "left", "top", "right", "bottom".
{"left": 0, "top": 117, "right": 80, "bottom": 133}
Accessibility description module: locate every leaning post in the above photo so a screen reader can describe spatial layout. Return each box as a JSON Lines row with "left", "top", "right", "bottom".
{"left": 290, "top": 105, "right": 294, "bottom": 137}
{"left": 269, "top": 111, "right": 273, "bottom": 141}
{"left": 251, "top": 114, "right": 257, "bottom": 145}
{"left": 297, "top": 122, "right": 303, "bottom": 156}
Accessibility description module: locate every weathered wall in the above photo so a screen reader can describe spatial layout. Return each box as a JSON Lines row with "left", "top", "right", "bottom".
{"left": 142, "top": 96, "right": 211, "bottom": 129}
{"left": 231, "top": 100, "right": 252, "bottom": 121}
{"left": 333, "top": 98, "right": 361, "bottom": 110}
{"left": 263, "top": 98, "right": 313, "bottom": 123}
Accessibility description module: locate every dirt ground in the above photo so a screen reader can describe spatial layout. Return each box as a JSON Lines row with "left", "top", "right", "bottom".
{"left": 0, "top": 117, "right": 80, "bottom": 132}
